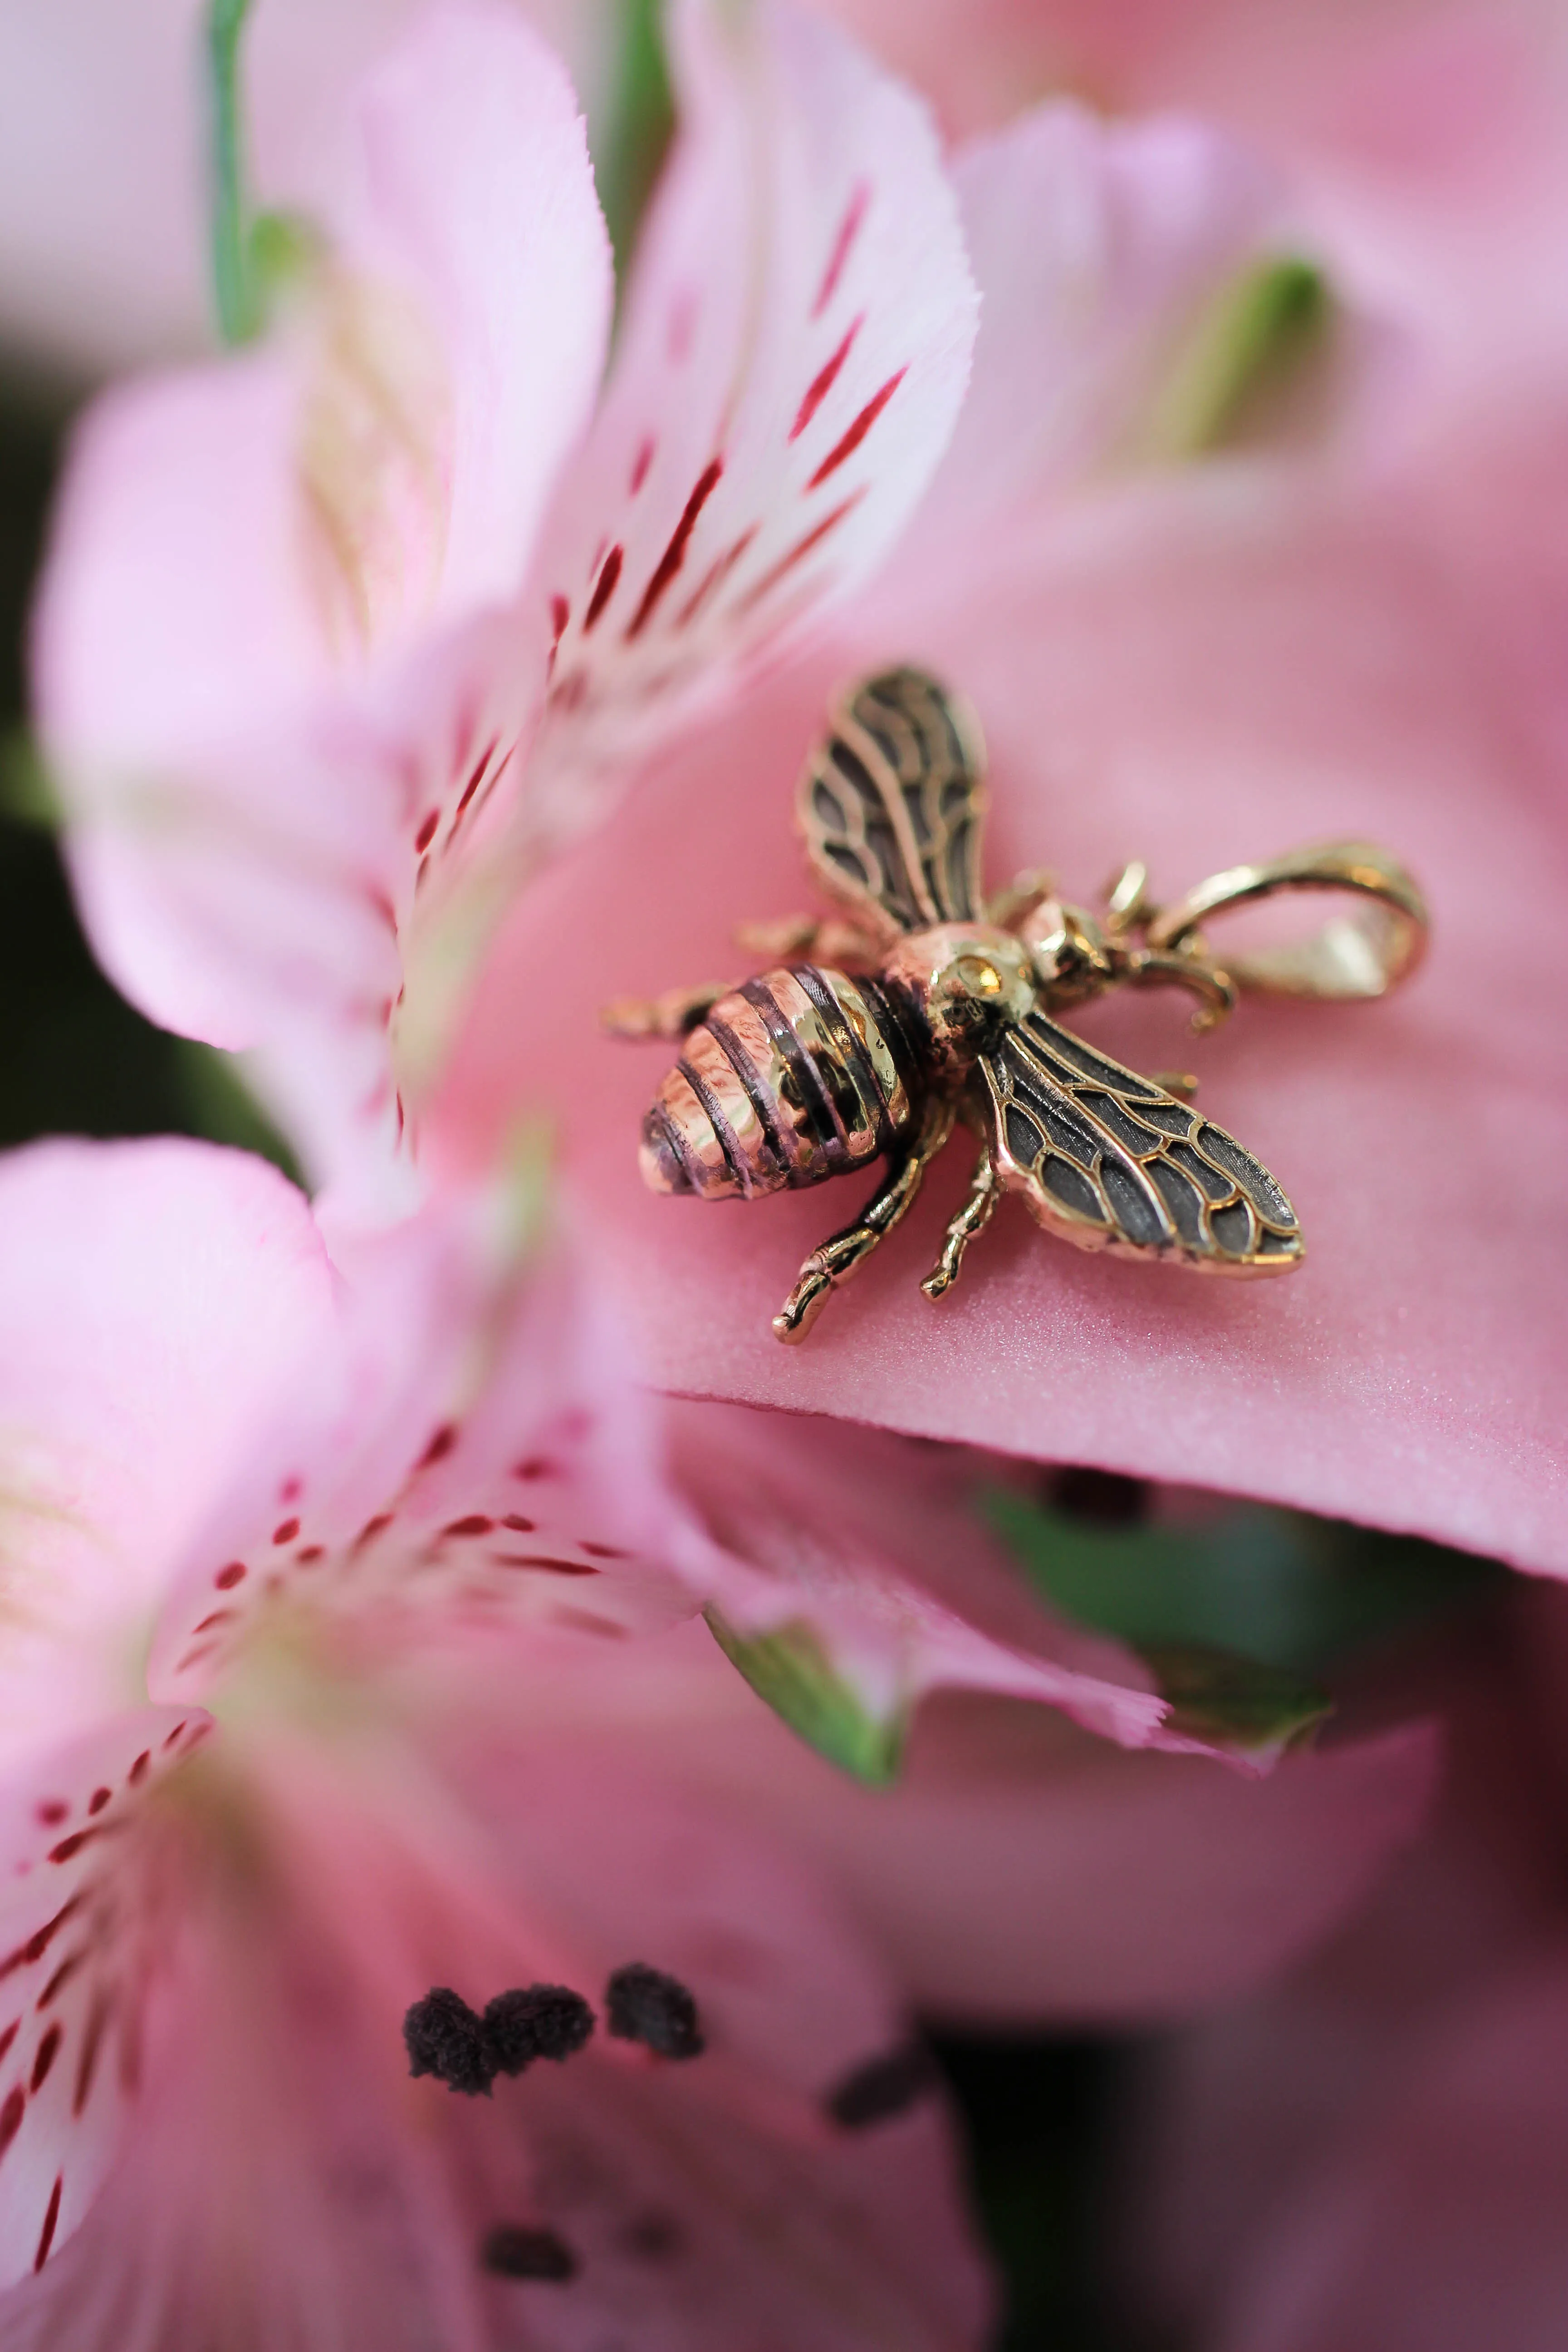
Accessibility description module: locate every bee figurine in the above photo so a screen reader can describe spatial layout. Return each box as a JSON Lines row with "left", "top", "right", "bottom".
{"left": 605, "top": 669, "right": 1428, "bottom": 1343}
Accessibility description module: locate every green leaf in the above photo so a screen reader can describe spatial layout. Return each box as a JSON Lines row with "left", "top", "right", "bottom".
{"left": 982, "top": 1485, "right": 1497, "bottom": 1678}
{"left": 595, "top": 0, "right": 676, "bottom": 287}
{"left": 1143, "top": 1643, "right": 1330, "bottom": 1765}
{"left": 705, "top": 1607, "right": 906, "bottom": 1784}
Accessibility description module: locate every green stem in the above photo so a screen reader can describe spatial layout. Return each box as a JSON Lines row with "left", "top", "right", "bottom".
{"left": 207, "top": 0, "right": 256, "bottom": 344}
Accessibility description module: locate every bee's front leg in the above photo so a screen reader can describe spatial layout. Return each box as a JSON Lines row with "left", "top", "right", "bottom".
{"left": 773, "top": 1098, "right": 954, "bottom": 1343}
{"left": 921, "top": 1136, "right": 1002, "bottom": 1300}
{"left": 600, "top": 981, "right": 740, "bottom": 1041}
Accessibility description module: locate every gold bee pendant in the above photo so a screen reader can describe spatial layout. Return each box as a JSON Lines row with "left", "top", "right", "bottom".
{"left": 605, "top": 670, "right": 1428, "bottom": 1343}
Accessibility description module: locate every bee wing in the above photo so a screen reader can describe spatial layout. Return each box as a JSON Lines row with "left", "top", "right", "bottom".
{"left": 799, "top": 668, "right": 987, "bottom": 938}
{"left": 977, "top": 1009, "right": 1304, "bottom": 1274}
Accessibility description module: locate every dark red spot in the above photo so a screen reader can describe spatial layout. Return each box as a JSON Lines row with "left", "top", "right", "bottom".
{"left": 583, "top": 544, "right": 624, "bottom": 632}
{"left": 813, "top": 181, "right": 870, "bottom": 318}
{"left": 128, "top": 1753, "right": 151, "bottom": 1788}
{"left": 491, "top": 1555, "right": 600, "bottom": 1577}
{"left": 735, "top": 491, "right": 865, "bottom": 615}
{"left": 414, "top": 810, "right": 439, "bottom": 853}
{"left": 49, "top": 1830, "right": 98, "bottom": 1866}
{"left": 0, "top": 2022, "right": 16, "bottom": 2063}
{"left": 280, "top": 1475, "right": 302, "bottom": 1504}
{"left": 38, "top": 1951, "right": 86, "bottom": 2009}
{"left": 74, "top": 1994, "right": 110, "bottom": 2116}
{"left": 453, "top": 737, "right": 498, "bottom": 820}
{"left": 191, "top": 1610, "right": 235, "bottom": 1635}
{"left": 676, "top": 525, "right": 759, "bottom": 628}
{"left": 160, "top": 1724, "right": 187, "bottom": 1753}
{"left": 790, "top": 316, "right": 862, "bottom": 441}
{"left": 549, "top": 593, "right": 569, "bottom": 641}
{"left": 419, "top": 1425, "right": 458, "bottom": 1469}
{"left": 272, "top": 1519, "right": 299, "bottom": 1546}
{"left": 500, "top": 1514, "right": 536, "bottom": 1533}
{"left": 215, "top": 1562, "right": 246, "bottom": 1590}
{"left": 34, "top": 2175, "right": 61, "bottom": 2271}
{"left": 554, "top": 1607, "right": 627, "bottom": 1638}
{"left": 625, "top": 459, "right": 724, "bottom": 641}
{"left": 34, "top": 1803, "right": 66, "bottom": 1830}
{"left": 630, "top": 437, "right": 655, "bottom": 493}
{"left": 30, "top": 2026, "right": 61, "bottom": 2092}
{"left": 443, "top": 1515, "right": 494, "bottom": 1538}
{"left": 806, "top": 369, "right": 906, "bottom": 489}
{"left": 512, "top": 1458, "right": 555, "bottom": 1481}
{"left": 296, "top": 1545, "right": 324, "bottom": 1565}
{"left": 579, "top": 1543, "right": 628, "bottom": 1561}
{"left": 354, "top": 1513, "right": 394, "bottom": 1553}
{"left": 87, "top": 1789, "right": 110, "bottom": 1816}
{"left": 416, "top": 854, "right": 431, "bottom": 893}
{"left": 0, "top": 2087, "right": 22, "bottom": 2158}
{"left": 0, "top": 1898, "right": 84, "bottom": 1980}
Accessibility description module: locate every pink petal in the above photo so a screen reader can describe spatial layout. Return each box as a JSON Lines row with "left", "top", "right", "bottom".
{"left": 332, "top": 0, "right": 613, "bottom": 625}
{"left": 669, "top": 1401, "right": 1191, "bottom": 1757}
{"left": 149, "top": 1185, "right": 695, "bottom": 1700}
{"left": 437, "top": 1620, "right": 1440, "bottom": 2024}
{"left": 435, "top": 412, "right": 1568, "bottom": 1570}
{"left": 526, "top": 0, "right": 976, "bottom": 796}
{"left": 0, "top": 1707, "right": 212, "bottom": 2289}
{"left": 0, "top": 1138, "right": 334, "bottom": 1762}
{"left": 899, "top": 103, "right": 1285, "bottom": 568}
{"left": 1, "top": 1670, "right": 992, "bottom": 2346}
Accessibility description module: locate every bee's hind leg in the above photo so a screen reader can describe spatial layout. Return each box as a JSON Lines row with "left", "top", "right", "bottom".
{"left": 921, "top": 1137, "right": 1002, "bottom": 1301}
{"left": 773, "top": 1099, "right": 953, "bottom": 1344}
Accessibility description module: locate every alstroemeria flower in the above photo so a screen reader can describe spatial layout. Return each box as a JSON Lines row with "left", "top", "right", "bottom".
{"left": 35, "top": 0, "right": 978, "bottom": 1213}
{"left": 433, "top": 89, "right": 1568, "bottom": 1573}
{"left": 0, "top": 1134, "right": 1002, "bottom": 2343}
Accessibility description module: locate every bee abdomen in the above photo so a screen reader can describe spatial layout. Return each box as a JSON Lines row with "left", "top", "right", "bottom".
{"left": 640, "top": 965, "right": 920, "bottom": 1201}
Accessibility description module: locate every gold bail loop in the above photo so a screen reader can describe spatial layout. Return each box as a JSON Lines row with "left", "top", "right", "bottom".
{"left": 1145, "top": 840, "right": 1429, "bottom": 1001}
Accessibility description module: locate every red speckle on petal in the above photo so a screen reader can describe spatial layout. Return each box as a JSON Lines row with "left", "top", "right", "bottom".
{"left": 419, "top": 1425, "right": 458, "bottom": 1469}
{"left": 0, "top": 1898, "right": 84, "bottom": 1980}
{"left": 790, "top": 316, "right": 862, "bottom": 441}
{"left": 630, "top": 438, "right": 655, "bottom": 494}
{"left": 296, "top": 1546, "right": 324, "bottom": 1566}
{"left": 128, "top": 1753, "right": 151, "bottom": 1788}
{"left": 48, "top": 1831, "right": 96, "bottom": 1866}
{"left": 161, "top": 1724, "right": 188, "bottom": 1752}
{"left": 38, "top": 1951, "right": 86, "bottom": 2010}
{"left": 500, "top": 1514, "right": 536, "bottom": 1533}
{"left": 34, "top": 1803, "right": 67, "bottom": 1830}
{"left": 34, "top": 2175, "right": 62, "bottom": 2271}
{"left": 625, "top": 460, "right": 724, "bottom": 642}
{"left": 30, "top": 2027, "right": 61, "bottom": 2093}
{"left": 74, "top": 1994, "right": 110, "bottom": 2116}
{"left": 191, "top": 1610, "right": 235, "bottom": 1635}
{"left": 453, "top": 737, "right": 498, "bottom": 820}
{"left": 215, "top": 1562, "right": 247, "bottom": 1590}
{"left": 272, "top": 1519, "right": 299, "bottom": 1546}
{"left": 414, "top": 810, "right": 440, "bottom": 853}
{"left": 735, "top": 491, "right": 865, "bottom": 615}
{"left": 583, "top": 544, "right": 624, "bottom": 632}
{"left": 0, "top": 2023, "right": 16, "bottom": 2063}
{"left": 353, "top": 1513, "right": 395, "bottom": 1553}
{"left": 813, "top": 181, "right": 870, "bottom": 318}
{"left": 806, "top": 369, "right": 906, "bottom": 490}
{"left": 280, "top": 1476, "right": 302, "bottom": 1504}
{"left": 442, "top": 1515, "right": 494, "bottom": 1538}
{"left": 490, "top": 1554, "right": 600, "bottom": 1576}
{"left": 88, "top": 1789, "right": 111, "bottom": 1815}
{"left": 550, "top": 593, "right": 569, "bottom": 641}
{"left": 0, "top": 2087, "right": 22, "bottom": 2158}
{"left": 676, "top": 526, "right": 759, "bottom": 629}
{"left": 512, "top": 1457, "right": 555, "bottom": 1481}
{"left": 580, "top": 1543, "right": 629, "bottom": 1561}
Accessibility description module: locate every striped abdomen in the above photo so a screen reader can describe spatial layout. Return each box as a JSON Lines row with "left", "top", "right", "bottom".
{"left": 640, "top": 965, "right": 921, "bottom": 1200}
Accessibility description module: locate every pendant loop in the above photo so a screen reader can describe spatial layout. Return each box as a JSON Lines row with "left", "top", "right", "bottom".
{"left": 1145, "top": 839, "right": 1429, "bottom": 1001}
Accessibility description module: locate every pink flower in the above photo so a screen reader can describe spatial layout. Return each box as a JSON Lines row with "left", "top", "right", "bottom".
{"left": 0, "top": 1134, "right": 1000, "bottom": 2337}
{"left": 35, "top": 0, "right": 978, "bottom": 1214}
{"left": 1115, "top": 1574, "right": 1568, "bottom": 2351}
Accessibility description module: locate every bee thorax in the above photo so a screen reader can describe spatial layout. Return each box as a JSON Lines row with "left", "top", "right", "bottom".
{"left": 879, "top": 924, "right": 1036, "bottom": 1081}
{"left": 639, "top": 965, "right": 920, "bottom": 1202}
